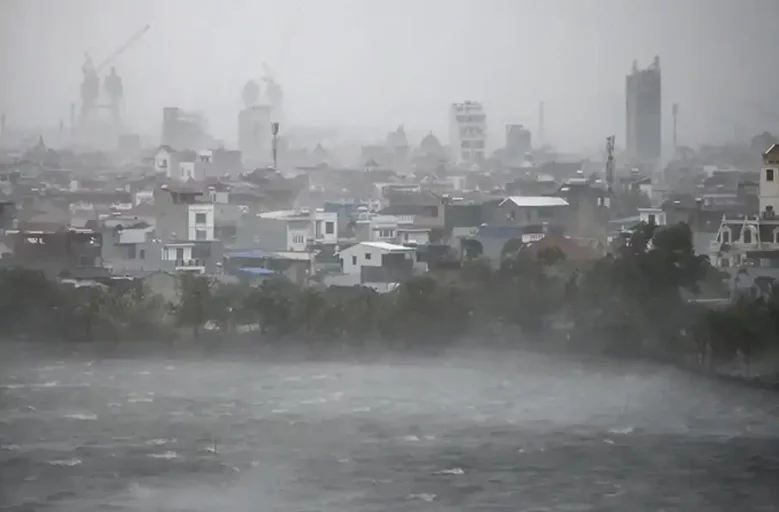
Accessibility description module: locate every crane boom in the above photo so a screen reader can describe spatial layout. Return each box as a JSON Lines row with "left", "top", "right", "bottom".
{"left": 96, "top": 24, "right": 150, "bottom": 73}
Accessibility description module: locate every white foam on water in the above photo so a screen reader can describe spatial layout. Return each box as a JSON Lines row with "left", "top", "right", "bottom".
{"left": 147, "top": 451, "right": 178, "bottom": 460}
{"left": 47, "top": 458, "right": 82, "bottom": 467}
{"left": 435, "top": 467, "right": 465, "bottom": 475}
{"left": 146, "top": 438, "right": 176, "bottom": 446}
{"left": 63, "top": 413, "right": 97, "bottom": 421}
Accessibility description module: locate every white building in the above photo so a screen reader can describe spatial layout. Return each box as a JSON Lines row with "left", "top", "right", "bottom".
{"left": 449, "top": 101, "right": 487, "bottom": 165}
{"left": 329, "top": 241, "right": 418, "bottom": 292}
{"left": 712, "top": 143, "right": 779, "bottom": 269}
{"left": 240, "top": 209, "right": 338, "bottom": 252}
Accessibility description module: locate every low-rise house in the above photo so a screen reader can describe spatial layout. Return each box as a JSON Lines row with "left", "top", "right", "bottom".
{"left": 329, "top": 241, "right": 419, "bottom": 292}
{"left": 3, "top": 225, "right": 103, "bottom": 278}
{"left": 236, "top": 208, "right": 338, "bottom": 252}
{"left": 489, "top": 196, "right": 569, "bottom": 228}
{"left": 712, "top": 143, "right": 779, "bottom": 269}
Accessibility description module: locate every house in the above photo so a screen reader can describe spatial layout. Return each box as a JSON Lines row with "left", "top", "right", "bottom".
{"left": 329, "top": 241, "right": 418, "bottom": 291}
{"left": 712, "top": 143, "right": 779, "bottom": 269}
{"left": 3, "top": 225, "right": 103, "bottom": 278}
{"left": 556, "top": 179, "right": 609, "bottom": 243}
{"left": 490, "top": 196, "right": 569, "bottom": 228}
{"left": 378, "top": 190, "right": 446, "bottom": 239}
{"left": 236, "top": 208, "right": 338, "bottom": 252}
{"left": 154, "top": 145, "right": 179, "bottom": 177}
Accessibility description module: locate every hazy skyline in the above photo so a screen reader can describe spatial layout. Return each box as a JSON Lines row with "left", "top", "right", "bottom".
{"left": 2, "top": 0, "right": 778, "bottom": 152}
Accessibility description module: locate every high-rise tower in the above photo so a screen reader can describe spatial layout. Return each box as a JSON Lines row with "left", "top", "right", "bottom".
{"left": 626, "top": 57, "right": 662, "bottom": 162}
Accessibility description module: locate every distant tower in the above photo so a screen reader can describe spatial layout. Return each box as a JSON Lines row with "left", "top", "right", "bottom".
{"left": 626, "top": 57, "right": 662, "bottom": 162}
{"left": 104, "top": 67, "right": 124, "bottom": 129}
{"left": 242, "top": 80, "right": 260, "bottom": 108}
{"left": 0, "top": 112, "right": 5, "bottom": 135}
{"left": 538, "top": 101, "right": 545, "bottom": 147}
{"left": 672, "top": 103, "right": 679, "bottom": 150}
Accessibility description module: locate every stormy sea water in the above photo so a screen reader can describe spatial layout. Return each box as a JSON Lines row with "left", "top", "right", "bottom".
{"left": 1, "top": 343, "right": 779, "bottom": 511}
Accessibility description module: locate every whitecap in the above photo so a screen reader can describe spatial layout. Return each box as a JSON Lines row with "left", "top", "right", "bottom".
{"left": 127, "top": 397, "right": 153, "bottom": 404}
{"left": 352, "top": 407, "right": 371, "bottom": 413}
{"left": 147, "top": 451, "right": 178, "bottom": 460}
{"left": 108, "top": 403, "right": 122, "bottom": 408}
{"left": 64, "top": 413, "right": 97, "bottom": 421}
{"left": 401, "top": 435, "right": 420, "bottom": 442}
{"left": 146, "top": 438, "right": 176, "bottom": 446}
{"left": 607, "top": 426, "right": 635, "bottom": 435}
{"left": 1, "top": 444, "right": 20, "bottom": 451}
{"left": 1, "top": 384, "right": 24, "bottom": 390}
{"left": 48, "top": 458, "right": 82, "bottom": 467}
{"left": 164, "top": 366, "right": 176, "bottom": 371}
{"left": 40, "top": 365, "right": 65, "bottom": 371}
{"left": 299, "top": 398, "right": 327, "bottom": 405}
{"left": 41, "top": 381, "right": 59, "bottom": 387}
{"left": 603, "top": 438, "right": 615, "bottom": 445}
{"left": 140, "top": 371, "right": 151, "bottom": 375}
{"left": 407, "top": 493, "right": 436, "bottom": 502}
{"left": 271, "top": 409, "right": 289, "bottom": 414}
{"left": 311, "top": 374, "right": 330, "bottom": 380}
{"left": 435, "top": 467, "right": 465, "bottom": 475}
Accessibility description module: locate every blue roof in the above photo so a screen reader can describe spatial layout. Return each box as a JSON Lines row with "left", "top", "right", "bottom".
{"left": 225, "top": 249, "right": 275, "bottom": 259}
{"left": 238, "top": 267, "right": 275, "bottom": 276}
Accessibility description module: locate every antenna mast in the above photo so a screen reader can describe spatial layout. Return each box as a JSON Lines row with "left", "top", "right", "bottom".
{"left": 606, "top": 135, "right": 615, "bottom": 193}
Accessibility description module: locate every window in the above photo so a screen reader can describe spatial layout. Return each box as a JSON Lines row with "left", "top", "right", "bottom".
{"left": 292, "top": 234, "right": 305, "bottom": 245}
{"left": 139, "top": 249, "right": 145, "bottom": 260}
{"left": 424, "top": 205, "right": 439, "bottom": 217}
{"left": 195, "top": 212, "right": 207, "bottom": 224}
{"left": 379, "top": 228, "right": 394, "bottom": 238}
{"left": 195, "top": 229, "right": 207, "bottom": 241}
{"left": 325, "top": 221, "right": 334, "bottom": 235}
{"left": 365, "top": 252, "right": 372, "bottom": 260}
{"left": 176, "top": 248, "right": 184, "bottom": 261}
{"left": 768, "top": 168, "right": 775, "bottom": 182}
{"left": 538, "top": 208, "right": 555, "bottom": 219}
{"left": 742, "top": 228, "right": 752, "bottom": 244}
{"left": 352, "top": 255, "right": 357, "bottom": 265}
{"left": 128, "top": 244, "right": 136, "bottom": 259}
{"left": 648, "top": 214, "right": 656, "bottom": 225}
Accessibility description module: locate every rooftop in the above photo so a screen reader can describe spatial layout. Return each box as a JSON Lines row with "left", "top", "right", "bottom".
{"left": 499, "top": 196, "right": 569, "bottom": 208}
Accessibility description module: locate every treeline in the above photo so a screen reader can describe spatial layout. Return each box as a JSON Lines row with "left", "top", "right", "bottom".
{"left": 1, "top": 221, "right": 778, "bottom": 367}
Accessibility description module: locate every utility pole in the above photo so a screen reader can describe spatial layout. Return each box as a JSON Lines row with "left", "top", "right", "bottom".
{"left": 606, "top": 135, "right": 615, "bottom": 194}
{"left": 271, "top": 121, "right": 280, "bottom": 170}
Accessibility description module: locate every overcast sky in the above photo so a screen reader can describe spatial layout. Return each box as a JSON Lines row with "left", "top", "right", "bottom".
{"left": 1, "top": 0, "right": 778, "bottom": 151}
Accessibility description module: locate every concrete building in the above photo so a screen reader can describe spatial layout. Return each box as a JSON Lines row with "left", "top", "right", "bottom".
{"left": 161, "top": 107, "right": 209, "bottom": 150}
{"left": 329, "top": 241, "right": 418, "bottom": 292}
{"left": 449, "top": 101, "right": 487, "bottom": 165}
{"left": 238, "top": 105, "right": 272, "bottom": 165}
{"left": 505, "top": 124, "right": 532, "bottom": 158}
{"left": 489, "top": 196, "right": 569, "bottom": 228}
{"left": 626, "top": 57, "right": 662, "bottom": 163}
{"left": 712, "top": 144, "right": 779, "bottom": 269}
{"left": 236, "top": 208, "right": 338, "bottom": 252}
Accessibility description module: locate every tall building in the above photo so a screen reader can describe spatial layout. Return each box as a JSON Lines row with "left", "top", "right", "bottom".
{"left": 449, "top": 101, "right": 487, "bottom": 165}
{"left": 505, "top": 124, "right": 532, "bottom": 158}
{"left": 238, "top": 105, "right": 272, "bottom": 166}
{"left": 626, "top": 57, "right": 662, "bottom": 162}
{"left": 161, "top": 107, "right": 209, "bottom": 150}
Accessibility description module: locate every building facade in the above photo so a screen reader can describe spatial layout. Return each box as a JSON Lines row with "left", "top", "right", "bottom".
{"left": 626, "top": 57, "right": 662, "bottom": 163}
{"left": 449, "top": 101, "right": 487, "bottom": 165}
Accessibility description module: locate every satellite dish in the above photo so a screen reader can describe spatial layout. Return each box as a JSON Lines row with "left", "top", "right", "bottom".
{"left": 242, "top": 80, "right": 260, "bottom": 107}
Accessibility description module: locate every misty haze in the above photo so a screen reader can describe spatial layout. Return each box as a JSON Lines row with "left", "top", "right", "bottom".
{"left": 2, "top": 0, "right": 779, "bottom": 510}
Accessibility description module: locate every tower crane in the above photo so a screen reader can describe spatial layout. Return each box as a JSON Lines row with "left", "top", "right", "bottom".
{"left": 79, "top": 24, "right": 151, "bottom": 127}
